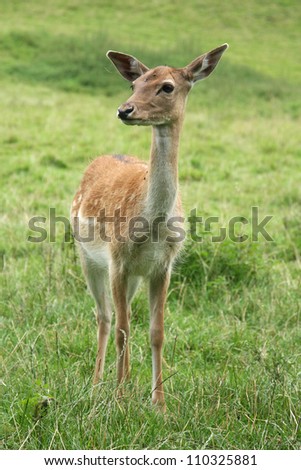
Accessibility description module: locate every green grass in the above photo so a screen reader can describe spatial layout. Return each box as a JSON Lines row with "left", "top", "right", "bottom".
{"left": 1, "top": 0, "right": 301, "bottom": 450}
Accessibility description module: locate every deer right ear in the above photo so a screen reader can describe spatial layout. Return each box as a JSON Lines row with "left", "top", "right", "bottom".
{"left": 106, "top": 51, "right": 149, "bottom": 82}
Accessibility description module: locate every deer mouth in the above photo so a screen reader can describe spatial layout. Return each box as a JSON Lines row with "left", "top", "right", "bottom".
{"left": 119, "top": 116, "right": 152, "bottom": 126}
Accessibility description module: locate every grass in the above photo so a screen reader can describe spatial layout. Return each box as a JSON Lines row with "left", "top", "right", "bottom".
{"left": 1, "top": 0, "right": 301, "bottom": 450}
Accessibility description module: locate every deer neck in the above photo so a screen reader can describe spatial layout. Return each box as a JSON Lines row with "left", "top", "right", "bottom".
{"left": 145, "top": 121, "right": 182, "bottom": 218}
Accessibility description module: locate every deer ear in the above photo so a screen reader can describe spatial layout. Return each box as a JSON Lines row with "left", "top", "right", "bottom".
{"left": 106, "top": 51, "right": 149, "bottom": 82}
{"left": 185, "top": 43, "right": 229, "bottom": 83}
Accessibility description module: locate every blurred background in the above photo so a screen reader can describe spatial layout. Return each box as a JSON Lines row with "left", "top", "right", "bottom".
{"left": 1, "top": 0, "right": 301, "bottom": 450}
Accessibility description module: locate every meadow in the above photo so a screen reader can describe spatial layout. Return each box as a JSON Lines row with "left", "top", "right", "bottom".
{"left": 1, "top": 0, "right": 301, "bottom": 449}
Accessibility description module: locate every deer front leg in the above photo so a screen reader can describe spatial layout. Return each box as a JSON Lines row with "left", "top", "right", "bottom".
{"left": 149, "top": 269, "right": 170, "bottom": 411}
{"left": 111, "top": 270, "right": 130, "bottom": 386}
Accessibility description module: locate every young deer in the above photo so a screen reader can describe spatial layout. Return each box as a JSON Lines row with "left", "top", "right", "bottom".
{"left": 71, "top": 44, "right": 228, "bottom": 409}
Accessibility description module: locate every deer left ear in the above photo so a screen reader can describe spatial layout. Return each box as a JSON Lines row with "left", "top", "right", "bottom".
{"left": 106, "top": 51, "right": 149, "bottom": 82}
{"left": 185, "top": 43, "right": 229, "bottom": 83}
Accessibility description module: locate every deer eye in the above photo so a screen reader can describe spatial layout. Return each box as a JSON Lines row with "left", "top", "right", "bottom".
{"left": 161, "top": 83, "right": 174, "bottom": 94}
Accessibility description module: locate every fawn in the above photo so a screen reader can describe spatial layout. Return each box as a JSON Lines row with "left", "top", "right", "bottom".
{"left": 71, "top": 44, "right": 228, "bottom": 410}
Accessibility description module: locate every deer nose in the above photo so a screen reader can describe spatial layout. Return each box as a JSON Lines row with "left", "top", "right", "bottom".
{"left": 117, "top": 103, "right": 135, "bottom": 120}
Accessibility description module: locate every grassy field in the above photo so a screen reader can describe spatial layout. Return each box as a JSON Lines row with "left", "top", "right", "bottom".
{"left": 1, "top": 0, "right": 301, "bottom": 450}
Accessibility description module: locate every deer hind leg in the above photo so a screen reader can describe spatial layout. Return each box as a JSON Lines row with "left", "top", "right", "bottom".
{"left": 149, "top": 269, "right": 171, "bottom": 410}
{"left": 79, "top": 248, "right": 112, "bottom": 384}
